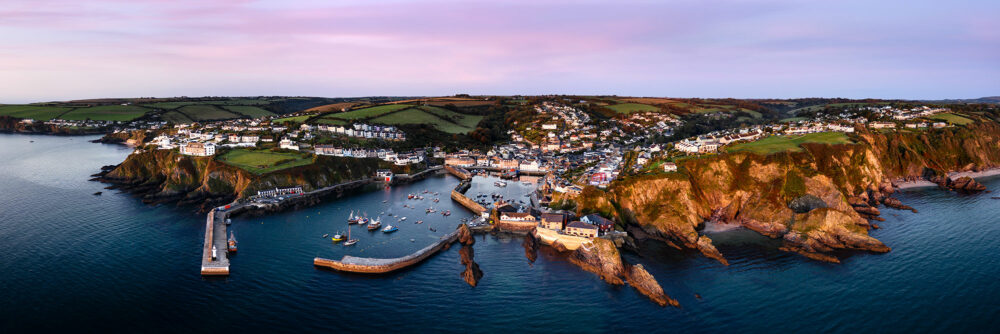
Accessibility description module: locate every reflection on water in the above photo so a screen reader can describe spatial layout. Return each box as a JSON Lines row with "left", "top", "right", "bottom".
{"left": 2, "top": 133, "right": 1000, "bottom": 333}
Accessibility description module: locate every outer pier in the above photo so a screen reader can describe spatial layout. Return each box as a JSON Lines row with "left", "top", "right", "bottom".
{"left": 313, "top": 228, "right": 461, "bottom": 273}
{"left": 200, "top": 208, "right": 231, "bottom": 276}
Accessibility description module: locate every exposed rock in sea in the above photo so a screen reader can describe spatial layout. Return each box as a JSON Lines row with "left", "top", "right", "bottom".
{"left": 624, "top": 264, "right": 679, "bottom": 308}
{"left": 696, "top": 236, "right": 728, "bottom": 265}
{"left": 457, "top": 224, "right": 475, "bottom": 246}
{"left": 949, "top": 176, "right": 987, "bottom": 193}
{"left": 522, "top": 232, "right": 538, "bottom": 264}
{"left": 458, "top": 245, "right": 483, "bottom": 287}
{"left": 883, "top": 197, "right": 917, "bottom": 213}
{"left": 564, "top": 238, "right": 678, "bottom": 307}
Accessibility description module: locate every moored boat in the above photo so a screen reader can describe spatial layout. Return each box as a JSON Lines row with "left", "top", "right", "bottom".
{"left": 227, "top": 232, "right": 238, "bottom": 253}
{"left": 367, "top": 217, "right": 382, "bottom": 231}
{"left": 343, "top": 224, "right": 358, "bottom": 246}
{"left": 382, "top": 225, "right": 398, "bottom": 233}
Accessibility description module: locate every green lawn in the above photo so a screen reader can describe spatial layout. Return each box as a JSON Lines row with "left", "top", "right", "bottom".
{"left": 370, "top": 108, "right": 474, "bottom": 134}
{"left": 144, "top": 101, "right": 200, "bottom": 109}
{"left": 928, "top": 113, "right": 973, "bottom": 125}
{"left": 217, "top": 149, "right": 314, "bottom": 174}
{"left": 326, "top": 104, "right": 412, "bottom": 120}
{"left": 780, "top": 117, "right": 808, "bottom": 123}
{"left": 607, "top": 103, "right": 659, "bottom": 114}
{"left": 162, "top": 111, "right": 194, "bottom": 123}
{"left": 221, "top": 105, "right": 275, "bottom": 118}
{"left": 0, "top": 105, "right": 72, "bottom": 120}
{"left": 178, "top": 105, "right": 240, "bottom": 121}
{"left": 313, "top": 118, "right": 346, "bottom": 125}
{"left": 418, "top": 106, "right": 484, "bottom": 128}
{"left": 274, "top": 115, "right": 312, "bottom": 124}
{"left": 726, "top": 132, "right": 852, "bottom": 155}
{"left": 60, "top": 105, "right": 149, "bottom": 121}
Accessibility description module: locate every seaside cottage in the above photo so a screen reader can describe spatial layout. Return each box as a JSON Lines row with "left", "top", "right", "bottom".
{"left": 565, "top": 221, "right": 598, "bottom": 238}
{"left": 540, "top": 213, "right": 567, "bottom": 230}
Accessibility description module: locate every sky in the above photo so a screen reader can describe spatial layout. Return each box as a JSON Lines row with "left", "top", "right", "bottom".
{"left": 0, "top": 0, "right": 997, "bottom": 103}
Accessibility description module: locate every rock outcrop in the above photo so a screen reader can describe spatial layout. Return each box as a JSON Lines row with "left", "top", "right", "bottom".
{"left": 522, "top": 231, "right": 538, "bottom": 263}
{"left": 624, "top": 264, "right": 679, "bottom": 307}
{"left": 949, "top": 176, "right": 987, "bottom": 193}
{"left": 458, "top": 245, "right": 483, "bottom": 287}
{"left": 566, "top": 238, "right": 678, "bottom": 307}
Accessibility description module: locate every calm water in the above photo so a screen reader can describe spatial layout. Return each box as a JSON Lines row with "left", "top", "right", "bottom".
{"left": 1, "top": 133, "right": 998, "bottom": 333}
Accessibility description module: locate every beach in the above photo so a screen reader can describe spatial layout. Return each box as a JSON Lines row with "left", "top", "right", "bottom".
{"left": 895, "top": 167, "right": 1000, "bottom": 190}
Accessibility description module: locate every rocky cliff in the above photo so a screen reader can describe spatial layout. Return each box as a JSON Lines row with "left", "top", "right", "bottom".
{"left": 576, "top": 121, "right": 1000, "bottom": 263}
{"left": 97, "top": 149, "right": 385, "bottom": 211}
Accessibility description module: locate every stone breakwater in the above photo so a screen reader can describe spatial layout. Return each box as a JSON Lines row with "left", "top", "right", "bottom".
{"left": 313, "top": 227, "right": 462, "bottom": 274}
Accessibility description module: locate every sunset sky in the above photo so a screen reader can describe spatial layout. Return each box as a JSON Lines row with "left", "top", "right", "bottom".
{"left": 1, "top": 0, "right": 997, "bottom": 103}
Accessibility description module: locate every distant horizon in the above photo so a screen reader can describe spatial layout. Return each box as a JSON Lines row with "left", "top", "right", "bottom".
{"left": 3, "top": 94, "right": 998, "bottom": 105}
{"left": 1, "top": 0, "right": 997, "bottom": 103}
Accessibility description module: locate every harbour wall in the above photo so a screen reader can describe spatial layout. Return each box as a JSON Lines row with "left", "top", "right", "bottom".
{"left": 451, "top": 189, "right": 487, "bottom": 214}
{"left": 313, "top": 228, "right": 462, "bottom": 274}
{"left": 444, "top": 165, "right": 472, "bottom": 180}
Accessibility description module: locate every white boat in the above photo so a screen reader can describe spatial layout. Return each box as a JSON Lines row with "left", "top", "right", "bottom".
{"left": 344, "top": 224, "right": 358, "bottom": 246}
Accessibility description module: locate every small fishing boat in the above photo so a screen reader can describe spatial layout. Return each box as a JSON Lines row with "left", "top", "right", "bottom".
{"left": 367, "top": 217, "right": 382, "bottom": 231}
{"left": 416, "top": 220, "right": 423, "bottom": 224}
{"left": 344, "top": 225, "right": 358, "bottom": 246}
{"left": 347, "top": 210, "right": 359, "bottom": 224}
{"left": 432, "top": 198, "right": 439, "bottom": 203}
{"left": 400, "top": 217, "right": 407, "bottom": 221}
{"left": 332, "top": 232, "right": 344, "bottom": 242}
{"left": 227, "top": 232, "right": 238, "bottom": 253}
{"left": 382, "top": 225, "right": 398, "bottom": 233}
{"left": 322, "top": 233, "right": 329, "bottom": 238}
{"left": 429, "top": 227, "right": 437, "bottom": 232}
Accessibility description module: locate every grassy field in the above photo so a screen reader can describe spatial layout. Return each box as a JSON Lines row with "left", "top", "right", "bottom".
{"left": 162, "top": 111, "right": 193, "bottom": 123}
{"left": 60, "top": 105, "right": 149, "bottom": 121}
{"left": 780, "top": 117, "right": 808, "bottom": 123}
{"left": 326, "top": 104, "right": 412, "bottom": 120}
{"left": 144, "top": 101, "right": 201, "bottom": 109}
{"left": 305, "top": 102, "right": 364, "bottom": 113}
{"left": 928, "top": 113, "right": 974, "bottom": 125}
{"left": 727, "top": 132, "right": 852, "bottom": 155}
{"left": 221, "top": 105, "right": 275, "bottom": 118}
{"left": 178, "top": 105, "right": 240, "bottom": 121}
{"left": 217, "top": 149, "right": 313, "bottom": 174}
{"left": 607, "top": 103, "right": 659, "bottom": 114}
{"left": 273, "top": 115, "right": 312, "bottom": 124}
{"left": 418, "top": 106, "right": 484, "bottom": 128}
{"left": 0, "top": 105, "right": 72, "bottom": 120}
{"left": 313, "top": 118, "right": 346, "bottom": 125}
{"left": 370, "top": 108, "right": 474, "bottom": 134}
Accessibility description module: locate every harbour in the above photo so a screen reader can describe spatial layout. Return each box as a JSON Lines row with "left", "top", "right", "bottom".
{"left": 5, "top": 133, "right": 1000, "bottom": 333}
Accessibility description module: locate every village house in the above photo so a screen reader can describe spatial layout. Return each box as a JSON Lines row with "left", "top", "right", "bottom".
{"left": 179, "top": 142, "right": 216, "bottom": 157}
{"left": 565, "top": 221, "right": 598, "bottom": 238}
{"left": 540, "top": 213, "right": 567, "bottom": 230}
{"left": 581, "top": 214, "right": 614, "bottom": 233}
{"left": 662, "top": 162, "right": 677, "bottom": 172}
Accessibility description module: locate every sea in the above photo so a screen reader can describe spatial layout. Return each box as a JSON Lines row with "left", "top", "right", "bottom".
{"left": 1, "top": 133, "right": 998, "bottom": 333}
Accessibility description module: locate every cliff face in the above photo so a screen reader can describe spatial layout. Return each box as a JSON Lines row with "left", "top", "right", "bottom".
{"left": 99, "top": 149, "right": 384, "bottom": 210}
{"left": 579, "top": 121, "right": 1000, "bottom": 263}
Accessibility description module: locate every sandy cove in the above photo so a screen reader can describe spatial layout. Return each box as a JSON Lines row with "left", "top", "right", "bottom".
{"left": 895, "top": 167, "right": 1000, "bottom": 190}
